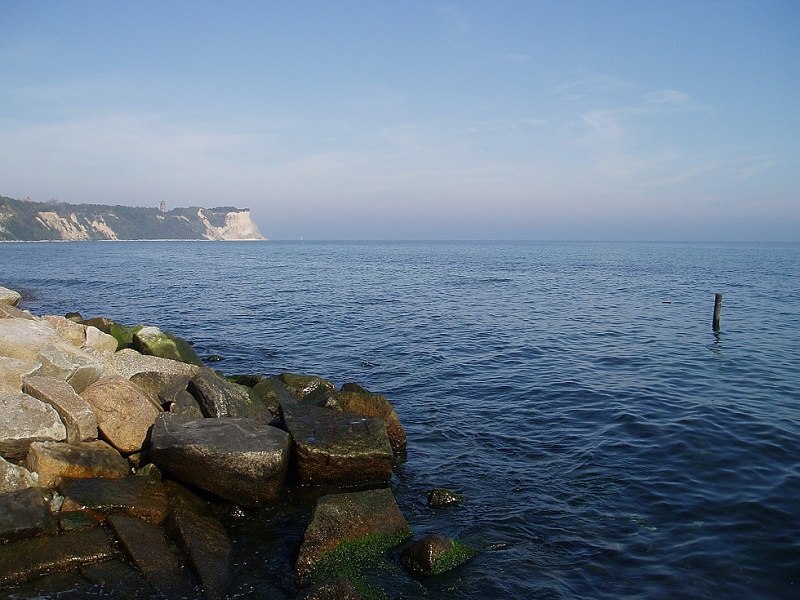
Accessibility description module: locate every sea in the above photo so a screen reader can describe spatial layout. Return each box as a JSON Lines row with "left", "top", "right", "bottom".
{"left": 1, "top": 240, "right": 798, "bottom": 599}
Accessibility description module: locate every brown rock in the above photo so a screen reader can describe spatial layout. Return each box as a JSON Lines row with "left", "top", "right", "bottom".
{"left": 26, "top": 440, "right": 129, "bottom": 488}
{"left": 59, "top": 476, "right": 170, "bottom": 525}
{"left": 282, "top": 403, "right": 393, "bottom": 487}
{"left": 336, "top": 389, "right": 407, "bottom": 453}
{"left": 80, "top": 376, "right": 161, "bottom": 454}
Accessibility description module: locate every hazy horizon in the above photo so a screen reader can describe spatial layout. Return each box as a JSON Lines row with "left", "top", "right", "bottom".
{"left": 2, "top": 2, "right": 798, "bottom": 242}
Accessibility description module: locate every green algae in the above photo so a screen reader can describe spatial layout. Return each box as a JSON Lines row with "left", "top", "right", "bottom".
{"left": 308, "top": 530, "right": 411, "bottom": 599}
{"left": 426, "top": 540, "right": 477, "bottom": 575}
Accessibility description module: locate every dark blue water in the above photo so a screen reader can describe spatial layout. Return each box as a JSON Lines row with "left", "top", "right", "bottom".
{"left": 2, "top": 241, "right": 799, "bottom": 599}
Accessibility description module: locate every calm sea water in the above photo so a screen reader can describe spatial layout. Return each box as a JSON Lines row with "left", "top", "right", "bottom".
{"left": 1, "top": 240, "right": 799, "bottom": 599}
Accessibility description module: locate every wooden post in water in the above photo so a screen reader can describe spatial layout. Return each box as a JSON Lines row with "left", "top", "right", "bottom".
{"left": 712, "top": 293, "right": 723, "bottom": 331}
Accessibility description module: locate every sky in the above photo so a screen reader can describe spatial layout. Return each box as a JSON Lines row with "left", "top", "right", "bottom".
{"left": 1, "top": 1, "right": 798, "bottom": 241}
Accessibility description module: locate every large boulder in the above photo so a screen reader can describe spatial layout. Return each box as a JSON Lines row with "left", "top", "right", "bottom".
{"left": 188, "top": 368, "right": 272, "bottom": 420}
{"left": 26, "top": 440, "right": 129, "bottom": 488}
{"left": 0, "top": 286, "right": 21, "bottom": 307}
{"left": 132, "top": 326, "right": 204, "bottom": 367}
{"left": 336, "top": 387, "right": 407, "bottom": 453}
{"left": 79, "top": 376, "right": 161, "bottom": 454}
{"left": 23, "top": 375, "right": 98, "bottom": 443}
{"left": 295, "top": 488, "right": 411, "bottom": 578}
{"left": 150, "top": 414, "right": 290, "bottom": 507}
{"left": 0, "top": 392, "right": 67, "bottom": 460}
{"left": 281, "top": 404, "right": 393, "bottom": 487}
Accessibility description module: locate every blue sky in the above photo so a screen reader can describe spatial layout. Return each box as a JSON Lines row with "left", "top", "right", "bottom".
{"left": 1, "top": 1, "right": 798, "bottom": 240}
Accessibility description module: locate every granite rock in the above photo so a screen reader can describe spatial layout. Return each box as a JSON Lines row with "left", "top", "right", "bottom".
{"left": 150, "top": 414, "right": 290, "bottom": 507}
{"left": 0, "top": 392, "right": 67, "bottom": 460}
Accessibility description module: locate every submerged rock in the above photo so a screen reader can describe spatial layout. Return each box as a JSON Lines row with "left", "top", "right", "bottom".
{"left": 282, "top": 403, "right": 393, "bottom": 487}
{"left": 427, "top": 488, "right": 464, "bottom": 508}
{"left": 149, "top": 414, "right": 290, "bottom": 507}
{"left": 295, "top": 488, "right": 411, "bottom": 578}
{"left": 400, "top": 534, "right": 477, "bottom": 576}
{"left": 0, "top": 527, "right": 114, "bottom": 588}
{"left": 167, "top": 502, "right": 231, "bottom": 599}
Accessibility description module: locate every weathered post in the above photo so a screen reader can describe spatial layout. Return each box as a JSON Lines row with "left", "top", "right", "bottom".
{"left": 712, "top": 293, "right": 723, "bottom": 331}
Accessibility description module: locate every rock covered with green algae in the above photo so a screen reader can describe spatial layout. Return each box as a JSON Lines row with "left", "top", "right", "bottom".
{"left": 400, "top": 534, "right": 477, "bottom": 576}
{"left": 295, "top": 488, "right": 412, "bottom": 579}
{"left": 133, "top": 325, "right": 204, "bottom": 367}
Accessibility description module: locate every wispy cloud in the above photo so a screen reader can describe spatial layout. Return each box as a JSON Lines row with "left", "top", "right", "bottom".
{"left": 644, "top": 89, "right": 692, "bottom": 106}
{"left": 497, "top": 52, "right": 529, "bottom": 63}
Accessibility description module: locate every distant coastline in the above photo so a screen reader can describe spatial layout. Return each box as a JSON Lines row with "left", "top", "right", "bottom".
{"left": 0, "top": 195, "right": 266, "bottom": 242}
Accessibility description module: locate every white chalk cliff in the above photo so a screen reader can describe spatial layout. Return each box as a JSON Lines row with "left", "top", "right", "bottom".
{"left": 0, "top": 196, "right": 266, "bottom": 241}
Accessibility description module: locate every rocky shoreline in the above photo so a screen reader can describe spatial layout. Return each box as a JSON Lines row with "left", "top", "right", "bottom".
{"left": 0, "top": 285, "right": 474, "bottom": 598}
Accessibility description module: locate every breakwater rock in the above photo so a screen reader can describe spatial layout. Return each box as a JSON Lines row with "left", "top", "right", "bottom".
{"left": 0, "top": 286, "right": 474, "bottom": 598}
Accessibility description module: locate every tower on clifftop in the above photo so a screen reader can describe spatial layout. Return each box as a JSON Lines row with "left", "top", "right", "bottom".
{"left": 159, "top": 201, "right": 166, "bottom": 213}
